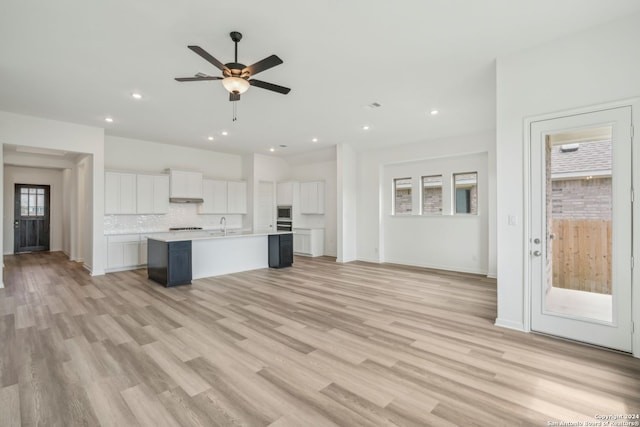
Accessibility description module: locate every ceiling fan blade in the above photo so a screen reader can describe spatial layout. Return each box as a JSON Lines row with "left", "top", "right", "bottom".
{"left": 230, "top": 93, "right": 241, "bottom": 102}
{"left": 243, "top": 55, "right": 283, "bottom": 77}
{"left": 249, "top": 79, "right": 291, "bottom": 94}
{"left": 175, "top": 76, "right": 223, "bottom": 82}
{"left": 188, "top": 46, "right": 229, "bottom": 72}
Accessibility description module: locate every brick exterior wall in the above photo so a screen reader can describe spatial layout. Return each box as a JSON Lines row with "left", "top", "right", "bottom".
{"left": 551, "top": 177, "right": 611, "bottom": 220}
{"left": 395, "top": 188, "right": 412, "bottom": 214}
{"left": 423, "top": 187, "right": 442, "bottom": 213}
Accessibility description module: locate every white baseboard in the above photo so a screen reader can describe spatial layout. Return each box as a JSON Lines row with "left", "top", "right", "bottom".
{"left": 355, "top": 257, "right": 380, "bottom": 263}
{"left": 494, "top": 318, "right": 526, "bottom": 332}
{"left": 383, "top": 258, "right": 487, "bottom": 276}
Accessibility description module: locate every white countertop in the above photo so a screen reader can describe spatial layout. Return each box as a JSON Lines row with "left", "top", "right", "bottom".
{"left": 104, "top": 228, "right": 244, "bottom": 236}
{"left": 146, "top": 230, "right": 292, "bottom": 243}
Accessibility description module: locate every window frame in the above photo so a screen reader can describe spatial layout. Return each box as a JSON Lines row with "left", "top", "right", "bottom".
{"left": 393, "top": 177, "right": 413, "bottom": 215}
{"left": 453, "top": 171, "right": 478, "bottom": 215}
{"left": 421, "top": 174, "right": 443, "bottom": 215}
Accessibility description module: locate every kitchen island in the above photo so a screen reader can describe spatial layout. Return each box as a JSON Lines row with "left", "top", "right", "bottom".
{"left": 147, "top": 231, "right": 293, "bottom": 286}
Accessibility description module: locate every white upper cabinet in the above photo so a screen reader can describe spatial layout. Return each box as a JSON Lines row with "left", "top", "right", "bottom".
{"left": 105, "top": 172, "right": 137, "bottom": 214}
{"left": 299, "top": 181, "right": 324, "bottom": 214}
{"left": 227, "top": 181, "right": 247, "bottom": 214}
{"left": 199, "top": 179, "right": 247, "bottom": 214}
{"left": 199, "top": 179, "right": 228, "bottom": 214}
{"left": 276, "top": 181, "right": 294, "bottom": 206}
{"left": 137, "top": 174, "right": 169, "bottom": 214}
{"left": 169, "top": 170, "right": 203, "bottom": 199}
{"left": 153, "top": 175, "right": 170, "bottom": 213}
{"left": 107, "top": 172, "right": 169, "bottom": 215}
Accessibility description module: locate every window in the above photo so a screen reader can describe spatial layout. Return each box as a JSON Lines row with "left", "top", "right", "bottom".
{"left": 422, "top": 175, "right": 442, "bottom": 214}
{"left": 394, "top": 178, "right": 412, "bottom": 215}
{"left": 454, "top": 172, "right": 478, "bottom": 214}
{"left": 20, "top": 187, "right": 46, "bottom": 217}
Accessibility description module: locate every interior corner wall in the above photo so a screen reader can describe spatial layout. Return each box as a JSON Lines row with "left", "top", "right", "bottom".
{"left": 495, "top": 12, "right": 640, "bottom": 332}
{"left": 356, "top": 130, "right": 496, "bottom": 271}
{"left": 3, "top": 166, "right": 64, "bottom": 254}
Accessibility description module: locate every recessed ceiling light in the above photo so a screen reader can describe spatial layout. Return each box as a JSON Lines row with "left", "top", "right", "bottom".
{"left": 312, "top": 138, "right": 318, "bottom": 143}
{"left": 105, "top": 117, "right": 114, "bottom": 123}
{"left": 132, "top": 92, "right": 142, "bottom": 100}
{"left": 430, "top": 109, "right": 439, "bottom": 115}
{"left": 269, "top": 148, "right": 275, "bottom": 152}
{"left": 207, "top": 136, "right": 214, "bottom": 141}
{"left": 362, "top": 125, "right": 370, "bottom": 130}
{"left": 222, "top": 131, "right": 228, "bottom": 136}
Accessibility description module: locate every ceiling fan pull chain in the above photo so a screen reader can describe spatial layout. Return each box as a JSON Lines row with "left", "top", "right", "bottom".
{"left": 232, "top": 102, "right": 238, "bottom": 122}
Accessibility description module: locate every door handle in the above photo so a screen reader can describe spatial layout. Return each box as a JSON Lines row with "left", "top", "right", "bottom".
{"left": 532, "top": 250, "right": 542, "bottom": 257}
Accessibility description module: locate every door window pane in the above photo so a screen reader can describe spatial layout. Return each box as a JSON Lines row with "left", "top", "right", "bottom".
{"left": 422, "top": 175, "right": 442, "bottom": 214}
{"left": 394, "top": 178, "right": 412, "bottom": 215}
{"left": 545, "top": 127, "right": 613, "bottom": 322}
{"left": 454, "top": 172, "right": 477, "bottom": 214}
{"left": 20, "top": 186, "right": 46, "bottom": 217}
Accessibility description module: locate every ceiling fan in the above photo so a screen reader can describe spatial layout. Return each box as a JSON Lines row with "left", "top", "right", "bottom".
{"left": 175, "top": 31, "right": 290, "bottom": 102}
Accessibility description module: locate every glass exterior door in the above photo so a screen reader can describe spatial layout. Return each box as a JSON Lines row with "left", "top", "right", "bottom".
{"left": 530, "top": 107, "right": 632, "bottom": 352}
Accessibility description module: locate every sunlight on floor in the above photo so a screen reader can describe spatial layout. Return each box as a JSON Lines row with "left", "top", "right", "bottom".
{"left": 545, "top": 286, "right": 612, "bottom": 323}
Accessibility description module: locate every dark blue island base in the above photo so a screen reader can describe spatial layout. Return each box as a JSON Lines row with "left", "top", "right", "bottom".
{"left": 147, "top": 239, "right": 192, "bottom": 287}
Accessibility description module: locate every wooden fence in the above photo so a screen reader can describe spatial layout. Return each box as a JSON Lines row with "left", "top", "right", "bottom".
{"left": 551, "top": 219, "right": 611, "bottom": 295}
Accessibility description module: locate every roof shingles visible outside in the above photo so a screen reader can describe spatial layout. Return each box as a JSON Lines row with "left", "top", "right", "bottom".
{"left": 550, "top": 139, "right": 611, "bottom": 175}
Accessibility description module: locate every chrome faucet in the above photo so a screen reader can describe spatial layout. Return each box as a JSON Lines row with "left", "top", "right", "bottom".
{"left": 220, "top": 216, "right": 227, "bottom": 235}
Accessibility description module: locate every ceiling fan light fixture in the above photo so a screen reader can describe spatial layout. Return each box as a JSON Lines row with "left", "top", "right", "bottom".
{"left": 222, "top": 76, "right": 250, "bottom": 94}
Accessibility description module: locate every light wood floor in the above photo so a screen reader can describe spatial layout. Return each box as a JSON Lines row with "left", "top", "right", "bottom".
{"left": 0, "top": 252, "right": 638, "bottom": 426}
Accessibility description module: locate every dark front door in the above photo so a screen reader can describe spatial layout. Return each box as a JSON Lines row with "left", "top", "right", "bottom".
{"left": 14, "top": 184, "right": 50, "bottom": 253}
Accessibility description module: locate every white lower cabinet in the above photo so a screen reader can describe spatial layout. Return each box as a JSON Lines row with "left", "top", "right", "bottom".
{"left": 139, "top": 237, "right": 148, "bottom": 265}
{"left": 105, "top": 234, "right": 145, "bottom": 271}
{"left": 292, "top": 228, "right": 324, "bottom": 256}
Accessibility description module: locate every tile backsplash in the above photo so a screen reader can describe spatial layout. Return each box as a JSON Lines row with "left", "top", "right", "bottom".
{"left": 104, "top": 203, "right": 244, "bottom": 234}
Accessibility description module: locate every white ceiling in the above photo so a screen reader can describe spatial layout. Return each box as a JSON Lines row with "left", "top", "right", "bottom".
{"left": 1, "top": 1, "right": 639, "bottom": 158}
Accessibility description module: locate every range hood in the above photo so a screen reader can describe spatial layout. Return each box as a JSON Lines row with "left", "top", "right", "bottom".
{"left": 168, "top": 169, "right": 204, "bottom": 204}
{"left": 169, "top": 197, "right": 204, "bottom": 204}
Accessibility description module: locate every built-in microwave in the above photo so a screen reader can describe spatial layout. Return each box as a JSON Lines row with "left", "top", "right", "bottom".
{"left": 277, "top": 205, "right": 292, "bottom": 221}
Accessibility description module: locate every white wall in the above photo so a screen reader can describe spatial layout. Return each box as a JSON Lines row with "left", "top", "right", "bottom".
{"left": 356, "top": 130, "right": 496, "bottom": 274}
{"left": 3, "top": 166, "right": 64, "bottom": 254}
{"left": 0, "top": 111, "right": 105, "bottom": 276}
{"left": 76, "top": 155, "right": 92, "bottom": 266}
{"left": 62, "top": 168, "right": 72, "bottom": 256}
{"left": 337, "top": 144, "right": 357, "bottom": 262}
{"left": 105, "top": 135, "right": 243, "bottom": 178}
{"left": 495, "top": 12, "right": 640, "bottom": 338}
{"left": 382, "top": 152, "right": 488, "bottom": 274}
